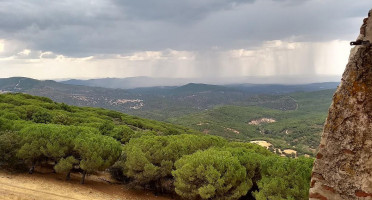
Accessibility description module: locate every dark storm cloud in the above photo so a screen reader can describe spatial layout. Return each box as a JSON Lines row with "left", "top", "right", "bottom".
{"left": 0, "top": 0, "right": 369, "bottom": 56}
{"left": 112, "top": 0, "right": 255, "bottom": 22}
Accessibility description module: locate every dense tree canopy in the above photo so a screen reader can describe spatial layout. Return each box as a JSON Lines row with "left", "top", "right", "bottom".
{"left": 120, "top": 134, "right": 227, "bottom": 191}
{"left": 75, "top": 132, "right": 121, "bottom": 183}
{"left": 17, "top": 125, "right": 78, "bottom": 165}
{"left": 0, "top": 93, "right": 314, "bottom": 199}
{"left": 173, "top": 148, "right": 250, "bottom": 200}
{"left": 0, "top": 131, "right": 21, "bottom": 168}
{"left": 253, "top": 156, "right": 314, "bottom": 200}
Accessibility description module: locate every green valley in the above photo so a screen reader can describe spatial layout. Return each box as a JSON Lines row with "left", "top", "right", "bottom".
{"left": 167, "top": 89, "right": 334, "bottom": 156}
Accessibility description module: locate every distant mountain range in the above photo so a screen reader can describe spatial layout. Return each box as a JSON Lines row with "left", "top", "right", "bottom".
{"left": 60, "top": 76, "right": 341, "bottom": 89}
{"left": 61, "top": 77, "right": 187, "bottom": 89}
{"left": 0, "top": 77, "right": 138, "bottom": 109}
{"left": 0, "top": 77, "right": 339, "bottom": 120}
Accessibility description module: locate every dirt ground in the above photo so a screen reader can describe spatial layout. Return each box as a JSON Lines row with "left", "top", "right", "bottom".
{"left": 0, "top": 170, "right": 172, "bottom": 200}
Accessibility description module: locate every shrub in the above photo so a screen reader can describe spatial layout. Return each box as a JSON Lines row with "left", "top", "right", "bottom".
{"left": 0, "top": 117, "right": 12, "bottom": 131}
{"left": 17, "top": 124, "right": 78, "bottom": 173}
{"left": 119, "top": 134, "right": 226, "bottom": 191}
{"left": 0, "top": 131, "right": 23, "bottom": 168}
{"left": 172, "top": 148, "right": 249, "bottom": 200}
{"left": 32, "top": 110, "right": 52, "bottom": 123}
{"left": 54, "top": 156, "right": 78, "bottom": 180}
{"left": 74, "top": 132, "right": 122, "bottom": 183}
{"left": 52, "top": 114, "right": 73, "bottom": 125}
{"left": 110, "top": 125, "right": 135, "bottom": 142}
{"left": 99, "top": 121, "right": 115, "bottom": 135}
{"left": 253, "top": 156, "right": 314, "bottom": 200}
{"left": 60, "top": 103, "right": 73, "bottom": 112}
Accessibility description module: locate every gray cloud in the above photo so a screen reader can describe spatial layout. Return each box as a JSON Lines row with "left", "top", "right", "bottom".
{"left": 112, "top": 0, "right": 255, "bottom": 22}
{"left": 0, "top": 0, "right": 370, "bottom": 57}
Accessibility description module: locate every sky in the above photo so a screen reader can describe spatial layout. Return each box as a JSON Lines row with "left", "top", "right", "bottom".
{"left": 0, "top": 0, "right": 370, "bottom": 82}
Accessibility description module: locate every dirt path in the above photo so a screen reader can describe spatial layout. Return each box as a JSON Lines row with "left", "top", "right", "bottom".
{"left": 0, "top": 171, "right": 172, "bottom": 200}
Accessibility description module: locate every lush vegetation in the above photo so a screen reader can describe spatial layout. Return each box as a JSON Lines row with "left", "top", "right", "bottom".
{"left": 114, "top": 134, "right": 313, "bottom": 200}
{"left": 0, "top": 77, "right": 335, "bottom": 156}
{"left": 0, "top": 93, "right": 314, "bottom": 199}
{"left": 0, "top": 93, "right": 196, "bottom": 182}
{"left": 167, "top": 89, "right": 334, "bottom": 156}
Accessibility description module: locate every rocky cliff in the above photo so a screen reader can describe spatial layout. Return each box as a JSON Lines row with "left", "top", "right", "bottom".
{"left": 310, "top": 9, "right": 372, "bottom": 200}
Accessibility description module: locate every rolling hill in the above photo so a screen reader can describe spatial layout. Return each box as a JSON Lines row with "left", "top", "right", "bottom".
{"left": 167, "top": 89, "right": 335, "bottom": 156}
{"left": 60, "top": 76, "right": 341, "bottom": 89}
{"left": 0, "top": 77, "right": 337, "bottom": 155}
{"left": 0, "top": 77, "right": 338, "bottom": 120}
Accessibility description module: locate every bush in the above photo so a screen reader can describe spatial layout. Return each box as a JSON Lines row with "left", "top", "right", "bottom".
{"left": 253, "top": 156, "right": 314, "bottom": 200}
{"left": 32, "top": 110, "right": 52, "bottom": 123}
{"left": 17, "top": 124, "right": 122, "bottom": 182}
{"left": 17, "top": 124, "right": 78, "bottom": 172}
{"left": 52, "top": 114, "right": 73, "bottom": 125}
{"left": 54, "top": 156, "right": 78, "bottom": 180}
{"left": 0, "top": 117, "right": 12, "bottom": 131}
{"left": 99, "top": 121, "right": 115, "bottom": 136}
{"left": 74, "top": 132, "right": 122, "bottom": 183}
{"left": 121, "top": 129, "right": 156, "bottom": 144}
{"left": 227, "top": 142, "right": 273, "bottom": 156}
{"left": 20, "top": 105, "right": 40, "bottom": 120}
{"left": 0, "top": 131, "right": 23, "bottom": 168}
{"left": 172, "top": 148, "right": 250, "bottom": 200}
{"left": 2, "top": 113, "right": 20, "bottom": 120}
{"left": 60, "top": 103, "right": 73, "bottom": 112}
{"left": 119, "top": 134, "right": 226, "bottom": 191}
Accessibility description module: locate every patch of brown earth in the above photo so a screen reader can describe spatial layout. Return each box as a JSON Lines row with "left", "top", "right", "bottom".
{"left": 250, "top": 140, "right": 272, "bottom": 149}
{"left": 248, "top": 118, "right": 276, "bottom": 125}
{"left": 0, "top": 170, "right": 172, "bottom": 200}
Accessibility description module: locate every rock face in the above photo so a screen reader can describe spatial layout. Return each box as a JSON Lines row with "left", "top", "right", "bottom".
{"left": 310, "top": 9, "right": 372, "bottom": 200}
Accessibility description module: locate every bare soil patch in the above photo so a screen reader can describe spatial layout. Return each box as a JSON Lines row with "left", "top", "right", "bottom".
{"left": 0, "top": 170, "right": 172, "bottom": 200}
{"left": 250, "top": 140, "right": 273, "bottom": 149}
{"left": 248, "top": 118, "right": 276, "bottom": 125}
{"left": 282, "top": 149, "right": 297, "bottom": 156}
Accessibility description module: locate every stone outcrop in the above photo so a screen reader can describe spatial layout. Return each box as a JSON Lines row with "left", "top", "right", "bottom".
{"left": 310, "top": 9, "right": 372, "bottom": 200}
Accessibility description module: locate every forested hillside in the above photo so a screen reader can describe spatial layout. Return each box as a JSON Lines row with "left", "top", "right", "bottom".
{"left": 168, "top": 89, "right": 334, "bottom": 156}
{"left": 0, "top": 93, "right": 314, "bottom": 200}
{"left": 0, "top": 77, "right": 337, "bottom": 121}
{"left": 0, "top": 77, "right": 336, "bottom": 157}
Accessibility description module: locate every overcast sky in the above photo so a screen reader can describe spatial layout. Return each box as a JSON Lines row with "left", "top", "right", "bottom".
{"left": 0, "top": 0, "right": 370, "bottom": 81}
